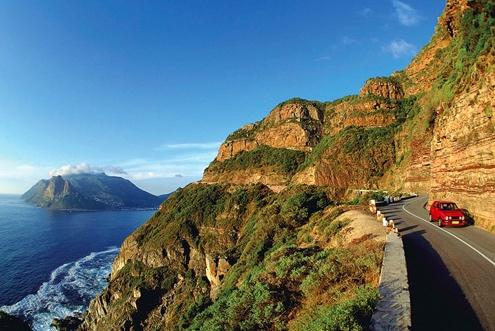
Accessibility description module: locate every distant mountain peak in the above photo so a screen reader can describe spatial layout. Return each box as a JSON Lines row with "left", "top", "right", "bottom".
{"left": 22, "top": 172, "right": 167, "bottom": 211}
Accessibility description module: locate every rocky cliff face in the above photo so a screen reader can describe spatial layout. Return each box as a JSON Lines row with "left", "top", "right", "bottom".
{"left": 429, "top": 59, "right": 495, "bottom": 230}
{"left": 80, "top": 1, "right": 494, "bottom": 330}
{"left": 215, "top": 100, "right": 323, "bottom": 162}
{"left": 205, "top": 0, "right": 495, "bottom": 230}
{"left": 400, "top": 0, "right": 495, "bottom": 231}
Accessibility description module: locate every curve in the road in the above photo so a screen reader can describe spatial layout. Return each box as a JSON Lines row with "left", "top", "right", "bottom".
{"left": 378, "top": 196, "right": 495, "bottom": 331}
{"left": 402, "top": 200, "right": 495, "bottom": 268}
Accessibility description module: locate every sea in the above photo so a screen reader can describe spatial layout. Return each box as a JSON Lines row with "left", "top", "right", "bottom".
{"left": 0, "top": 194, "right": 154, "bottom": 330}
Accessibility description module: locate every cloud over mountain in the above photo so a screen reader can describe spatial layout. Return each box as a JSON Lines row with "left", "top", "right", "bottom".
{"left": 49, "top": 163, "right": 127, "bottom": 177}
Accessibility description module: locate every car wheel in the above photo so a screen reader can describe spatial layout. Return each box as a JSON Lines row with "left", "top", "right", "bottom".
{"left": 438, "top": 219, "right": 443, "bottom": 227}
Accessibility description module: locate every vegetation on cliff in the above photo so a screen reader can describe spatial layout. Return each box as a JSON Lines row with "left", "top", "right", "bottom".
{"left": 207, "top": 146, "right": 306, "bottom": 176}
{"left": 80, "top": 184, "right": 383, "bottom": 330}
{"left": 430, "top": 0, "right": 494, "bottom": 107}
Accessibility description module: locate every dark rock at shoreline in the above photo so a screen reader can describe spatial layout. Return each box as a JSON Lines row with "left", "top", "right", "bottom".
{"left": 0, "top": 311, "right": 31, "bottom": 331}
{"left": 51, "top": 313, "right": 83, "bottom": 331}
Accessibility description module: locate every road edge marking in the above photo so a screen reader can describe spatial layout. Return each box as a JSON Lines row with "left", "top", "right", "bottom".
{"left": 401, "top": 200, "right": 495, "bottom": 268}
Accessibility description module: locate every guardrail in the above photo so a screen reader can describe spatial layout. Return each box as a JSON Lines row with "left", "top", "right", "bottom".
{"left": 370, "top": 196, "right": 412, "bottom": 330}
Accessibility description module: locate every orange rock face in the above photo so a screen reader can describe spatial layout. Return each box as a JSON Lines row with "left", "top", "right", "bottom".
{"left": 264, "top": 102, "right": 322, "bottom": 125}
{"left": 216, "top": 139, "right": 258, "bottom": 161}
{"left": 323, "top": 97, "right": 397, "bottom": 135}
{"left": 440, "top": 0, "right": 469, "bottom": 37}
{"left": 202, "top": 166, "right": 291, "bottom": 189}
{"left": 360, "top": 78, "right": 404, "bottom": 100}
{"left": 429, "top": 69, "right": 495, "bottom": 231}
{"left": 256, "top": 122, "right": 313, "bottom": 151}
{"left": 215, "top": 101, "right": 323, "bottom": 161}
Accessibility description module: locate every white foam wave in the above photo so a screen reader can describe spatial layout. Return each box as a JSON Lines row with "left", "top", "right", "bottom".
{"left": 1, "top": 247, "right": 119, "bottom": 331}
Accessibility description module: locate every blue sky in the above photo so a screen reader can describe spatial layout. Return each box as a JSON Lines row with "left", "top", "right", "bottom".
{"left": 0, "top": 0, "right": 445, "bottom": 194}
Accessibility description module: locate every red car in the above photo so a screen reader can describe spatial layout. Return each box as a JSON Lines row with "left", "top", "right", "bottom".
{"left": 429, "top": 201, "right": 466, "bottom": 227}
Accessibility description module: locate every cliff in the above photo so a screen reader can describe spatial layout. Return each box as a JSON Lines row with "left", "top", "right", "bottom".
{"left": 23, "top": 173, "right": 165, "bottom": 210}
{"left": 204, "top": 0, "right": 495, "bottom": 231}
{"left": 401, "top": 0, "right": 495, "bottom": 230}
{"left": 80, "top": 184, "right": 384, "bottom": 330}
{"left": 79, "top": 1, "right": 494, "bottom": 330}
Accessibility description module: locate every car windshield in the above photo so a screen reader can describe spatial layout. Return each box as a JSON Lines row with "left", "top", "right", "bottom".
{"left": 439, "top": 203, "right": 458, "bottom": 210}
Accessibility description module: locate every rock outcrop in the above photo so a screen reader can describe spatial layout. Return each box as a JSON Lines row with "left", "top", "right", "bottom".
{"left": 215, "top": 100, "right": 323, "bottom": 162}
{"left": 360, "top": 77, "right": 405, "bottom": 100}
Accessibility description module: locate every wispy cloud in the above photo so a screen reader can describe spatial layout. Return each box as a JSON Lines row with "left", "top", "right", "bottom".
{"left": 317, "top": 35, "right": 359, "bottom": 62}
{"left": 0, "top": 150, "right": 217, "bottom": 194}
{"left": 341, "top": 36, "right": 358, "bottom": 46}
{"left": 383, "top": 39, "right": 417, "bottom": 58}
{"left": 392, "top": 0, "right": 421, "bottom": 26}
{"left": 156, "top": 142, "right": 222, "bottom": 151}
{"left": 0, "top": 158, "right": 45, "bottom": 179}
{"left": 358, "top": 7, "right": 373, "bottom": 18}
{"left": 49, "top": 163, "right": 127, "bottom": 177}
{"left": 0, "top": 158, "right": 51, "bottom": 193}
{"left": 314, "top": 55, "right": 332, "bottom": 62}
{"left": 119, "top": 150, "right": 217, "bottom": 180}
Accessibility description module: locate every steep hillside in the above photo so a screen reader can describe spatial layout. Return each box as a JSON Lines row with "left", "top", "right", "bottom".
{"left": 203, "top": 79, "right": 415, "bottom": 195}
{"left": 398, "top": 0, "right": 495, "bottom": 231}
{"left": 23, "top": 173, "right": 164, "bottom": 210}
{"left": 80, "top": 184, "right": 384, "bottom": 330}
{"left": 78, "top": 1, "right": 494, "bottom": 330}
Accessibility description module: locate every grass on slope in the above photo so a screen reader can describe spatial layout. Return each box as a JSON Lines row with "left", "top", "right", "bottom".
{"left": 207, "top": 145, "right": 306, "bottom": 176}
{"left": 109, "top": 184, "right": 383, "bottom": 330}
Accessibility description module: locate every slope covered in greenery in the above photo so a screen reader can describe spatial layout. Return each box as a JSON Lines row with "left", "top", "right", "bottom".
{"left": 80, "top": 184, "right": 383, "bottom": 330}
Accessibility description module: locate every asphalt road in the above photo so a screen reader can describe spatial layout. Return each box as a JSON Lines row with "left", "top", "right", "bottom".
{"left": 378, "top": 196, "right": 495, "bottom": 331}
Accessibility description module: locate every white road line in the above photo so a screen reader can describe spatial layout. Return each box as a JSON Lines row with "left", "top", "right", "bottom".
{"left": 400, "top": 201, "right": 495, "bottom": 268}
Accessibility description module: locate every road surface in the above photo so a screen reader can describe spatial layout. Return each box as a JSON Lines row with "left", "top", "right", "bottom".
{"left": 378, "top": 196, "right": 495, "bottom": 331}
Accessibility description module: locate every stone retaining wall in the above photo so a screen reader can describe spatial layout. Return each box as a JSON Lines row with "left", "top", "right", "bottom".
{"left": 370, "top": 224, "right": 411, "bottom": 330}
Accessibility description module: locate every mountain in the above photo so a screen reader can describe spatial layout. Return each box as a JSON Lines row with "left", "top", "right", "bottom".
{"left": 204, "top": 0, "right": 495, "bottom": 231}
{"left": 76, "top": 1, "right": 494, "bottom": 330}
{"left": 22, "top": 173, "right": 166, "bottom": 210}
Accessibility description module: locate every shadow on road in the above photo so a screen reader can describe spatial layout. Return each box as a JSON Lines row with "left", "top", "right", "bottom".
{"left": 460, "top": 208, "right": 476, "bottom": 226}
{"left": 399, "top": 225, "right": 417, "bottom": 232}
{"left": 402, "top": 229, "right": 483, "bottom": 331}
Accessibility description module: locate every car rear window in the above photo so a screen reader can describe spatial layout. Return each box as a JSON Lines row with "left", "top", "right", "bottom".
{"left": 439, "top": 203, "right": 458, "bottom": 210}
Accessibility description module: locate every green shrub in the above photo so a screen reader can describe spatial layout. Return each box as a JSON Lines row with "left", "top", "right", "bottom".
{"left": 276, "top": 97, "right": 324, "bottom": 109}
{"left": 323, "top": 218, "right": 351, "bottom": 237}
{"left": 432, "top": 3, "right": 494, "bottom": 103}
{"left": 299, "top": 135, "right": 334, "bottom": 169}
{"left": 226, "top": 122, "right": 261, "bottom": 141}
{"left": 207, "top": 145, "right": 306, "bottom": 175}
{"left": 294, "top": 286, "right": 379, "bottom": 331}
{"left": 281, "top": 188, "right": 330, "bottom": 223}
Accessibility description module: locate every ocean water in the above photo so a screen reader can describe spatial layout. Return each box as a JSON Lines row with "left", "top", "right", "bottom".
{"left": 0, "top": 194, "right": 154, "bottom": 330}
